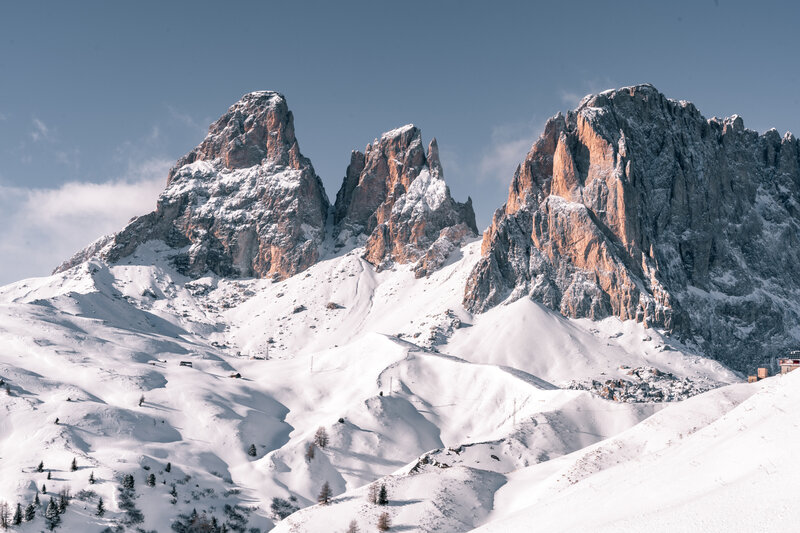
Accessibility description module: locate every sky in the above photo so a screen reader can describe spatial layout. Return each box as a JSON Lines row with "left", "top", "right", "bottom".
{"left": 1, "top": 0, "right": 799, "bottom": 283}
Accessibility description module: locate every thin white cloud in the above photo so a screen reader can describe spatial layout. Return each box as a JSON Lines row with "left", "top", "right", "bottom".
{"left": 166, "top": 104, "right": 208, "bottom": 136}
{"left": 0, "top": 158, "right": 170, "bottom": 284}
{"left": 559, "top": 90, "right": 584, "bottom": 106}
{"left": 30, "top": 117, "right": 52, "bottom": 142}
{"left": 477, "top": 121, "right": 541, "bottom": 184}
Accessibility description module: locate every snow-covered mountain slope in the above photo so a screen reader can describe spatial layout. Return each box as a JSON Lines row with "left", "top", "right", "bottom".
{"left": 474, "top": 371, "right": 800, "bottom": 532}
{"left": 0, "top": 239, "right": 739, "bottom": 532}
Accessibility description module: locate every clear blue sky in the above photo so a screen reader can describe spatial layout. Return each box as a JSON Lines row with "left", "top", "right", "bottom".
{"left": 1, "top": 0, "right": 799, "bottom": 282}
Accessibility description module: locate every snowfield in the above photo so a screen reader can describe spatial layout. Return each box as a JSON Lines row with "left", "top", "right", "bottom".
{"left": 2, "top": 238, "right": 793, "bottom": 532}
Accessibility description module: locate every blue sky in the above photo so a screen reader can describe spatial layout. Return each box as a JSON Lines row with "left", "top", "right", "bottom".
{"left": 1, "top": 0, "right": 799, "bottom": 282}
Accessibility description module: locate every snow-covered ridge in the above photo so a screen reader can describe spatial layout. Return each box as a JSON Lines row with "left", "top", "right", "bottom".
{"left": 0, "top": 236, "right": 743, "bottom": 532}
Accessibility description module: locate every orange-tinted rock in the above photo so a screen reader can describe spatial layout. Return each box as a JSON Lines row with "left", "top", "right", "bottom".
{"left": 466, "top": 84, "right": 800, "bottom": 371}
{"left": 57, "top": 91, "right": 329, "bottom": 280}
{"left": 334, "top": 127, "right": 477, "bottom": 274}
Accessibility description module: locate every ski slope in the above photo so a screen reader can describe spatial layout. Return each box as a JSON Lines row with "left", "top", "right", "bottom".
{"left": 0, "top": 240, "right": 751, "bottom": 532}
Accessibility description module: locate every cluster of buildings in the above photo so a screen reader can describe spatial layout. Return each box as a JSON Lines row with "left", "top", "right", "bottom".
{"left": 747, "top": 350, "right": 800, "bottom": 382}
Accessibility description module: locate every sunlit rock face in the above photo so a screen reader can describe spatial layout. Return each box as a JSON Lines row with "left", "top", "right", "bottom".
{"left": 333, "top": 125, "right": 477, "bottom": 277}
{"left": 466, "top": 84, "right": 800, "bottom": 370}
{"left": 57, "top": 91, "right": 330, "bottom": 280}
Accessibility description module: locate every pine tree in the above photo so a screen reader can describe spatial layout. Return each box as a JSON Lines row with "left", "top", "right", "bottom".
{"left": 47, "top": 470, "right": 52, "bottom": 480}
{"left": 96, "top": 497, "right": 105, "bottom": 517}
{"left": 377, "top": 512, "right": 391, "bottom": 531}
{"left": 122, "top": 474, "right": 135, "bottom": 490}
{"left": 24, "top": 503, "right": 36, "bottom": 521}
{"left": 58, "top": 494, "right": 67, "bottom": 513}
{"left": 247, "top": 443, "right": 257, "bottom": 457}
{"left": 44, "top": 498, "right": 60, "bottom": 530}
{"left": 377, "top": 484, "right": 388, "bottom": 506}
{"left": 36, "top": 461, "right": 44, "bottom": 473}
{"left": 165, "top": 462, "right": 172, "bottom": 473}
{"left": 41, "top": 484, "right": 46, "bottom": 494}
{"left": 146, "top": 473, "right": 156, "bottom": 487}
{"left": 70, "top": 458, "right": 77, "bottom": 472}
{"left": 304, "top": 442, "right": 316, "bottom": 462}
{"left": 367, "top": 483, "right": 379, "bottom": 504}
{"left": 346, "top": 519, "right": 360, "bottom": 533}
{"left": 34, "top": 493, "right": 40, "bottom": 507}
{"left": 0, "top": 502, "right": 9, "bottom": 530}
{"left": 89, "top": 471, "right": 95, "bottom": 484}
{"left": 317, "top": 481, "right": 331, "bottom": 505}
{"left": 12, "top": 503, "right": 22, "bottom": 525}
{"left": 314, "top": 426, "right": 329, "bottom": 448}
{"left": 138, "top": 394, "right": 145, "bottom": 407}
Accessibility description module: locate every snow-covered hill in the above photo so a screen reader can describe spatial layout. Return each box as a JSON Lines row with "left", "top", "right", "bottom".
{"left": 0, "top": 239, "right": 743, "bottom": 532}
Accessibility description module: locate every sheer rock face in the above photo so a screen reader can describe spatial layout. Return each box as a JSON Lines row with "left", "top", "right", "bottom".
{"left": 56, "top": 91, "right": 329, "bottom": 279}
{"left": 333, "top": 125, "right": 478, "bottom": 276}
{"left": 465, "top": 84, "right": 800, "bottom": 370}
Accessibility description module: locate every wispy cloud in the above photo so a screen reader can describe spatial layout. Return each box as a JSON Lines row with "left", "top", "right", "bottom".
{"left": 30, "top": 117, "right": 53, "bottom": 142}
{"left": 0, "top": 158, "right": 170, "bottom": 284}
{"left": 166, "top": 104, "right": 209, "bottom": 137}
{"left": 477, "top": 120, "right": 541, "bottom": 184}
{"left": 557, "top": 77, "right": 621, "bottom": 109}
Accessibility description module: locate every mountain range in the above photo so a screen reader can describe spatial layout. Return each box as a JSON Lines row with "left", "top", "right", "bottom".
{"left": 0, "top": 84, "right": 798, "bottom": 532}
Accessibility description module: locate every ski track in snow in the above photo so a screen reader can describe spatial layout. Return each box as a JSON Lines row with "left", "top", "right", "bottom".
{"left": 0, "top": 239, "right": 783, "bottom": 532}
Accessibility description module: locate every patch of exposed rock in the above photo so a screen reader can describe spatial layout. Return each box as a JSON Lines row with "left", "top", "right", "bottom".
{"left": 333, "top": 125, "right": 478, "bottom": 276}
{"left": 465, "top": 84, "right": 800, "bottom": 371}
{"left": 56, "top": 91, "right": 329, "bottom": 279}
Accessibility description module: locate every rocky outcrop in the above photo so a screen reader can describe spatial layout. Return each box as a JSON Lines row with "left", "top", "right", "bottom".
{"left": 333, "top": 125, "right": 478, "bottom": 276}
{"left": 465, "top": 84, "right": 800, "bottom": 371}
{"left": 56, "top": 91, "right": 329, "bottom": 279}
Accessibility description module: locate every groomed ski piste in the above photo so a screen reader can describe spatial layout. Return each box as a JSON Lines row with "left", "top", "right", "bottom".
{"left": 3, "top": 238, "right": 793, "bottom": 532}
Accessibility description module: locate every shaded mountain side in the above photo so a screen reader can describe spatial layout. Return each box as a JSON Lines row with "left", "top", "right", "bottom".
{"left": 465, "top": 84, "right": 800, "bottom": 371}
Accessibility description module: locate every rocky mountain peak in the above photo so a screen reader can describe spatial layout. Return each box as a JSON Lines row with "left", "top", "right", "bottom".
{"left": 466, "top": 84, "right": 800, "bottom": 371}
{"left": 57, "top": 91, "right": 329, "bottom": 280}
{"left": 333, "top": 125, "right": 478, "bottom": 276}
{"left": 167, "top": 91, "right": 304, "bottom": 183}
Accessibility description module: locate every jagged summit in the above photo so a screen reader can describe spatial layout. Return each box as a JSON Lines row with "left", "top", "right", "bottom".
{"left": 56, "top": 96, "right": 475, "bottom": 281}
{"left": 167, "top": 91, "right": 304, "bottom": 182}
{"left": 466, "top": 83, "right": 800, "bottom": 371}
{"left": 57, "top": 91, "right": 330, "bottom": 280}
{"left": 333, "top": 124, "right": 477, "bottom": 277}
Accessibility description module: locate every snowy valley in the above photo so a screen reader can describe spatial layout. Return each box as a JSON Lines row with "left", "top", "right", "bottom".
{"left": 1, "top": 84, "right": 799, "bottom": 532}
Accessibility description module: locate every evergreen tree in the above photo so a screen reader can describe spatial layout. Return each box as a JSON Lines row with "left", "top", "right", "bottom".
{"left": 377, "top": 512, "right": 391, "bottom": 532}
{"left": 36, "top": 461, "right": 44, "bottom": 473}
{"left": 247, "top": 444, "right": 257, "bottom": 457}
{"left": 138, "top": 394, "right": 145, "bottom": 407}
{"left": 122, "top": 474, "right": 135, "bottom": 490}
{"left": 0, "top": 502, "right": 9, "bottom": 530}
{"left": 57, "top": 494, "right": 67, "bottom": 514}
{"left": 89, "top": 471, "right": 95, "bottom": 484}
{"left": 317, "top": 481, "right": 331, "bottom": 505}
{"left": 44, "top": 498, "right": 60, "bottom": 530}
{"left": 47, "top": 470, "right": 52, "bottom": 480}
{"left": 367, "top": 483, "right": 379, "bottom": 504}
{"left": 24, "top": 503, "right": 36, "bottom": 521}
{"left": 314, "top": 426, "right": 329, "bottom": 448}
{"left": 346, "top": 519, "right": 360, "bottom": 533}
{"left": 165, "top": 462, "right": 172, "bottom": 473}
{"left": 377, "top": 484, "right": 388, "bottom": 506}
{"left": 12, "top": 503, "right": 22, "bottom": 525}
{"left": 146, "top": 473, "right": 156, "bottom": 487}
{"left": 41, "top": 484, "right": 47, "bottom": 494}
{"left": 70, "top": 458, "right": 77, "bottom": 472}
{"left": 304, "top": 442, "right": 315, "bottom": 462}
{"left": 96, "top": 497, "right": 105, "bottom": 517}
{"left": 34, "top": 493, "right": 40, "bottom": 507}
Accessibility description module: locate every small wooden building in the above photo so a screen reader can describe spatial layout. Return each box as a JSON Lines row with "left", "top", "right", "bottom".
{"left": 748, "top": 367, "right": 770, "bottom": 382}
